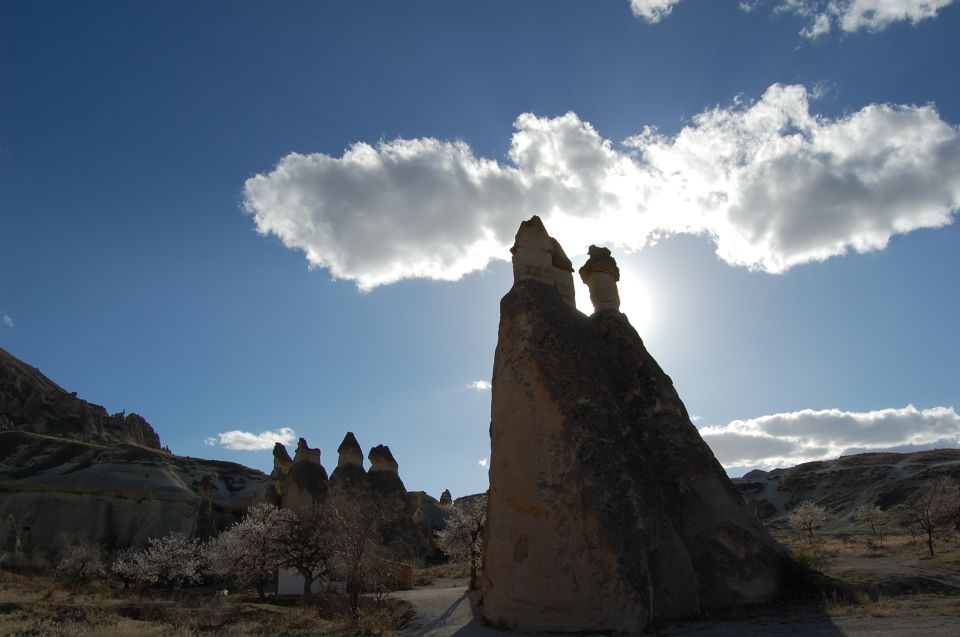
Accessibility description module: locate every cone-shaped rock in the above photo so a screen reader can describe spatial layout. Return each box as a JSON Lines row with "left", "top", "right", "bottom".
{"left": 337, "top": 431, "right": 364, "bottom": 468}
{"left": 482, "top": 217, "right": 790, "bottom": 632}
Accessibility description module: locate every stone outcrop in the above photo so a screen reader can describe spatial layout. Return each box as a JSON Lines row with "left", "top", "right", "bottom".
{"left": 439, "top": 489, "right": 453, "bottom": 507}
{"left": 0, "top": 346, "right": 161, "bottom": 449}
{"left": 337, "top": 431, "right": 364, "bottom": 468}
{"left": 483, "top": 218, "right": 790, "bottom": 632}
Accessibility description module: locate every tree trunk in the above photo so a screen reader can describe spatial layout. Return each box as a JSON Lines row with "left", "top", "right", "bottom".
{"left": 256, "top": 581, "right": 266, "bottom": 602}
{"left": 927, "top": 529, "right": 935, "bottom": 556}
{"left": 302, "top": 574, "right": 314, "bottom": 599}
{"left": 468, "top": 565, "right": 477, "bottom": 591}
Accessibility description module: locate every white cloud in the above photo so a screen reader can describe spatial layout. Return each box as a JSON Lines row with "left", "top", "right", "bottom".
{"left": 1, "top": 314, "right": 12, "bottom": 328}
{"left": 478, "top": 457, "right": 489, "bottom": 468}
{"left": 629, "top": 0, "right": 683, "bottom": 22}
{"left": 700, "top": 405, "right": 960, "bottom": 469}
{"left": 467, "top": 380, "right": 492, "bottom": 391}
{"left": 631, "top": 1, "right": 956, "bottom": 36}
{"left": 208, "top": 427, "right": 297, "bottom": 451}
{"left": 244, "top": 84, "right": 960, "bottom": 291}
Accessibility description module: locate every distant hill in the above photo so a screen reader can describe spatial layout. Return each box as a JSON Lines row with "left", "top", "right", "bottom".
{"left": 734, "top": 449, "right": 960, "bottom": 529}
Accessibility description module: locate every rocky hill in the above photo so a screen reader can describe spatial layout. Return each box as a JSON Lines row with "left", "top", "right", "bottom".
{"left": 0, "top": 346, "right": 160, "bottom": 448}
{"left": 0, "top": 346, "right": 266, "bottom": 556}
{"left": 0, "top": 430, "right": 266, "bottom": 555}
{"left": 734, "top": 449, "right": 960, "bottom": 529}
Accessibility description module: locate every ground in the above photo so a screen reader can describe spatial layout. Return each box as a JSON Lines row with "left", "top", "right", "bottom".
{"left": 398, "top": 532, "right": 960, "bottom": 637}
{"left": 1, "top": 532, "right": 958, "bottom": 636}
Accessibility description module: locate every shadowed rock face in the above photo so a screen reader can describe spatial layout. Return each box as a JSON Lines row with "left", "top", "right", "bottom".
{"left": 482, "top": 219, "right": 789, "bottom": 633}
{"left": 0, "top": 346, "right": 161, "bottom": 449}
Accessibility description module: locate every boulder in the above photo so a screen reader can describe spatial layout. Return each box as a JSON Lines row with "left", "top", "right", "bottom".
{"left": 482, "top": 217, "right": 790, "bottom": 632}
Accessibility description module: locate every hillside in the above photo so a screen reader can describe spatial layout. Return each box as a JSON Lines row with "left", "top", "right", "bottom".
{"left": 734, "top": 449, "right": 960, "bottom": 528}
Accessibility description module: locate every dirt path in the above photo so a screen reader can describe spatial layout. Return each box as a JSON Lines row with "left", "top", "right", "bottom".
{"left": 396, "top": 586, "right": 960, "bottom": 637}
{"left": 395, "top": 586, "right": 504, "bottom": 637}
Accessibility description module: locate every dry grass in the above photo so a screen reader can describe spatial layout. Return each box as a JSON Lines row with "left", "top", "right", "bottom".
{"left": 0, "top": 570, "right": 406, "bottom": 636}
{"left": 412, "top": 562, "right": 470, "bottom": 587}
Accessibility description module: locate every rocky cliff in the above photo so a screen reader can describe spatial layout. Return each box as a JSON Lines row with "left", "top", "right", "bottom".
{"left": 0, "top": 346, "right": 161, "bottom": 449}
{"left": 483, "top": 217, "right": 790, "bottom": 632}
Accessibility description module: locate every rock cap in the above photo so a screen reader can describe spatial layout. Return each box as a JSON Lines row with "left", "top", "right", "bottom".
{"left": 337, "top": 431, "right": 364, "bottom": 468}
{"left": 293, "top": 437, "right": 322, "bottom": 466}
{"left": 578, "top": 245, "right": 620, "bottom": 283}
{"left": 368, "top": 444, "right": 399, "bottom": 473}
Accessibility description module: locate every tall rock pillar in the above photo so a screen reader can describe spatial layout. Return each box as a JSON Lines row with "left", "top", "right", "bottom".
{"left": 482, "top": 217, "right": 789, "bottom": 632}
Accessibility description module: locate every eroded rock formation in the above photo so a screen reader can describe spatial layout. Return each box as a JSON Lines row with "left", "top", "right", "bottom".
{"left": 439, "top": 489, "right": 453, "bottom": 507}
{"left": 483, "top": 217, "right": 790, "bottom": 632}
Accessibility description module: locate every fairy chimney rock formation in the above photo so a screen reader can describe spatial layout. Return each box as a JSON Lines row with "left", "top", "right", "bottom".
{"left": 337, "top": 431, "right": 364, "bottom": 468}
{"left": 439, "top": 489, "right": 453, "bottom": 507}
{"left": 510, "top": 215, "right": 575, "bottom": 309}
{"left": 293, "top": 437, "right": 322, "bottom": 465}
{"left": 483, "top": 216, "right": 790, "bottom": 633}
{"left": 282, "top": 438, "right": 328, "bottom": 513}
{"left": 579, "top": 245, "right": 621, "bottom": 313}
{"left": 368, "top": 444, "right": 399, "bottom": 473}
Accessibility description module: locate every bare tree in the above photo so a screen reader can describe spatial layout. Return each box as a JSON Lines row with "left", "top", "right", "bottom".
{"left": 274, "top": 506, "right": 334, "bottom": 599}
{"left": 57, "top": 539, "right": 106, "bottom": 582}
{"left": 436, "top": 495, "right": 487, "bottom": 590}
{"left": 787, "top": 500, "right": 828, "bottom": 539}
{"left": 325, "top": 482, "right": 403, "bottom": 616}
{"left": 204, "top": 504, "right": 287, "bottom": 601}
{"left": 129, "top": 532, "right": 203, "bottom": 592}
{"left": 852, "top": 504, "right": 889, "bottom": 548}
{"left": 907, "top": 476, "right": 955, "bottom": 556}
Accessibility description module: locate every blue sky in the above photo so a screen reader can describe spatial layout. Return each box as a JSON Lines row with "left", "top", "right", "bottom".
{"left": 2, "top": 1, "right": 959, "bottom": 499}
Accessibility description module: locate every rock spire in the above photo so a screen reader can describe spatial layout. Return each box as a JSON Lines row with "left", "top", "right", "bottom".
{"left": 482, "top": 216, "right": 790, "bottom": 632}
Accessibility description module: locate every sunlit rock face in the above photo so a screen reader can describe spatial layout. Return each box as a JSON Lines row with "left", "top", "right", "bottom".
{"left": 482, "top": 217, "right": 789, "bottom": 633}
